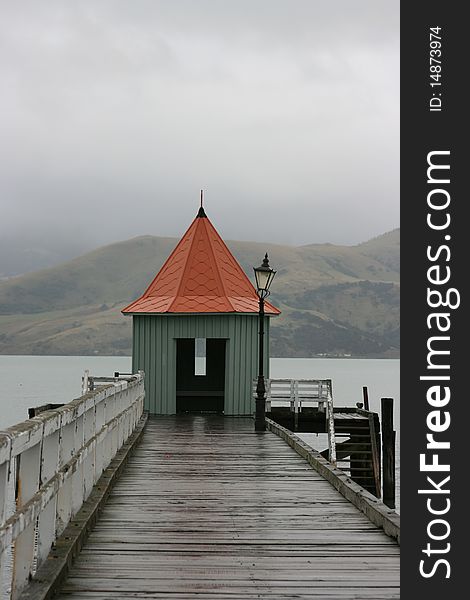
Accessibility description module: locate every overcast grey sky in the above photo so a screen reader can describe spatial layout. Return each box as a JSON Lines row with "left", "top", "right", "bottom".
{"left": 0, "top": 0, "right": 399, "bottom": 249}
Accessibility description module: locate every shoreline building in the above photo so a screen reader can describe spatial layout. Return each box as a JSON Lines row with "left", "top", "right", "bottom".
{"left": 122, "top": 205, "right": 280, "bottom": 415}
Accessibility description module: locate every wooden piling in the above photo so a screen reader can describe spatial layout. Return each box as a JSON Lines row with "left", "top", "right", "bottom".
{"left": 362, "top": 386, "right": 370, "bottom": 411}
{"left": 381, "top": 397, "right": 395, "bottom": 509}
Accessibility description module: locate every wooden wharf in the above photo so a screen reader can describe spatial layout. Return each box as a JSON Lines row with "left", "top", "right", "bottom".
{"left": 55, "top": 416, "right": 400, "bottom": 599}
{"left": 264, "top": 379, "right": 394, "bottom": 501}
{"left": 1, "top": 376, "right": 400, "bottom": 600}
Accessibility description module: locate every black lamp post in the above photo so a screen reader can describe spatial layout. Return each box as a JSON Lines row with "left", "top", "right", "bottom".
{"left": 253, "top": 253, "right": 276, "bottom": 432}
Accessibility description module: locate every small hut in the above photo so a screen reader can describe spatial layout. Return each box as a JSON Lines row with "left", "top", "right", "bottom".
{"left": 122, "top": 204, "right": 280, "bottom": 415}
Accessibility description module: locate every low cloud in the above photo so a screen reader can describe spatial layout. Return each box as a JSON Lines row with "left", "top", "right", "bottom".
{"left": 0, "top": 0, "right": 399, "bottom": 248}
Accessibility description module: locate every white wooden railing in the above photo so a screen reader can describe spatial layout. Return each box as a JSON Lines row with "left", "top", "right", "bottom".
{"left": 257, "top": 378, "right": 337, "bottom": 466}
{"left": 0, "top": 372, "right": 145, "bottom": 600}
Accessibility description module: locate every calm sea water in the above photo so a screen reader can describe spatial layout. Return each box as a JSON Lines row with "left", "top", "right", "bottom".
{"left": 0, "top": 355, "right": 399, "bottom": 509}
{"left": 0, "top": 355, "right": 133, "bottom": 429}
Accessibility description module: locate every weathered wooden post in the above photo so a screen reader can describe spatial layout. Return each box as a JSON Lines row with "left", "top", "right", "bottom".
{"left": 82, "top": 369, "right": 89, "bottom": 395}
{"left": 381, "top": 397, "right": 396, "bottom": 509}
{"left": 362, "top": 386, "right": 370, "bottom": 411}
{"left": 122, "top": 201, "right": 280, "bottom": 416}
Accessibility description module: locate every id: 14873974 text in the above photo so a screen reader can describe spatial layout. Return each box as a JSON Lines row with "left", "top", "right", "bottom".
{"left": 429, "top": 26, "right": 443, "bottom": 112}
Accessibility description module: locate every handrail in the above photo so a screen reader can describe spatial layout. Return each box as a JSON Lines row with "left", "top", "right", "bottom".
{"left": 0, "top": 372, "right": 145, "bottom": 600}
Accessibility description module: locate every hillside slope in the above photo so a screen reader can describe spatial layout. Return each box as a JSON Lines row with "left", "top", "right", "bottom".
{"left": 0, "top": 229, "right": 399, "bottom": 357}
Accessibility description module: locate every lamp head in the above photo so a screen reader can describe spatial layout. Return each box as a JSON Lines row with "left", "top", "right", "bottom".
{"left": 253, "top": 253, "right": 276, "bottom": 298}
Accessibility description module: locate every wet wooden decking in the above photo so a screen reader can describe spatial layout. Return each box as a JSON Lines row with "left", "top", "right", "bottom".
{"left": 54, "top": 416, "right": 399, "bottom": 599}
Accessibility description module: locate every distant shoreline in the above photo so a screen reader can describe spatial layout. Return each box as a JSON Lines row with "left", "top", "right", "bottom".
{"left": 0, "top": 352, "right": 400, "bottom": 359}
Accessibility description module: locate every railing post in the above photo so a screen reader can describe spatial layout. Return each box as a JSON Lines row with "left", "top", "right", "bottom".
{"left": 381, "top": 397, "right": 396, "bottom": 509}
{"left": 111, "top": 386, "right": 119, "bottom": 458}
{"left": 56, "top": 419, "right": 74, "bottom": 536}
{"left": 326, "top": 380, "right": 336, "bottom": 466}
{"left": 83, "top": 399, "right": 97, "bottom": 501}
{"left": 265, "top": 379, "right": 271, "bottom": 413}
{"left": 318, "top": 381, "right": 325, "bottom": 412}
{"left": 36, "top": 417, "right": 60, "bottom": 569}
{"left": 11, "top": 436, "right": 42, "bottom": 598}
{"left": 82, "top": 369, "right": 89, "bottom": 395}
{"left": 0, "top": 435, "right": 12, "bottom": 586}
{"left": 293, "top": 381, "right": 299, "bottom": 431}
{"left": 71, "top": 411, "right": 85, "bottom": 517}
{"left": 94, "top": 390, "right": 106, "bottom": 481}
{"left": 0, "top": 439, "right": 11, "bottom": 527}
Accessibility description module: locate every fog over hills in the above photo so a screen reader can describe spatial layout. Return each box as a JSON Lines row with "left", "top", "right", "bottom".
{"left": 0, "top": 229, "right": 399, "bottom": 358}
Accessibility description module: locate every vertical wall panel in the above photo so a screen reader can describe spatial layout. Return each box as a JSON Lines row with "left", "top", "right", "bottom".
{"left": 238, "top": 317, "right": 245, "bottom": 414}
{"left": 168, "top": 335, "right": 176, "bottom": 414}
{"left": 244, "top": 319, "right": 252, "bottom": 413}
{"left": 131, "top": 314, "right": 274, "bottom": 415}
{"left": 161, "top": 319, "right": 168, "bottom": 414}
{"left": 150, "top": 316, "right": 155, "bottom": 415}
{"left": 244, "top": 317, "right": 252, "bottom": 415}
{"left": 227, "top": 317, "right": 236, "bottom": 415}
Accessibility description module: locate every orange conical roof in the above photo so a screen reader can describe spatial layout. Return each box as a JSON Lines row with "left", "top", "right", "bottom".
{"left": 122, "top": 207, "right": 281, "bottom": 315}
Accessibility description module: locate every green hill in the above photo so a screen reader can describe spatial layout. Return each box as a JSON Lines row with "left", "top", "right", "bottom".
{"left": 0, "top": 229, "right": 399, "bottom": 357}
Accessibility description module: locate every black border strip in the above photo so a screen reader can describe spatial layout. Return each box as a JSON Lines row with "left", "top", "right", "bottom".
{"left": 401, "top": 1, "right": 466, "bottom": 596}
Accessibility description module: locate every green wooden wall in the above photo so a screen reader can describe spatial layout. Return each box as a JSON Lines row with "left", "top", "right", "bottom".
{"left": 131, "top": 314, "right": 271, "bottom": 415}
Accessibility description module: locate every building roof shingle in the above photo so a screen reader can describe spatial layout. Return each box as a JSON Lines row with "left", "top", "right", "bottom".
{"left": 122, "top": 208, "right": 281, "bottom": 315}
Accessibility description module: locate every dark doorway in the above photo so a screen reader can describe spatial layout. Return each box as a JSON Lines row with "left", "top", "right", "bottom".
{"left": 176, "top": 338, "right": 226, "bottom": 413}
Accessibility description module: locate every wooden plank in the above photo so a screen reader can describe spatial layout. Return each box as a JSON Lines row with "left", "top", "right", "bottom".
{"left": 334, "top": 413, "right": 368, "bottom": 420}
{"left": 51, "top": 416, "right": 399, "bottom": 600}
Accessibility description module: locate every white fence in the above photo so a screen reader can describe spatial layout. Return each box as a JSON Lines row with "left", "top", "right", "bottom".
{"left": 258, "top": 378, "right": 337, "bottom": 466}
{"left": 263, "top": 379, "right": 331, "bottom": 412}
{"left": 0, "top": 372, "right": 145, "bottom": 599}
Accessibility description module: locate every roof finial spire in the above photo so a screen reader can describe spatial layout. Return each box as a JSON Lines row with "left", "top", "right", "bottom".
{"left": 197, "top": 189, "right": 207, "bottom": 218}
